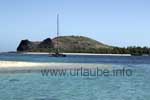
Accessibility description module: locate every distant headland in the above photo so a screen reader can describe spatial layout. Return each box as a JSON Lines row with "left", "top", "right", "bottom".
{"left": 17, "top": 35, "right": 150, "bottom": 56}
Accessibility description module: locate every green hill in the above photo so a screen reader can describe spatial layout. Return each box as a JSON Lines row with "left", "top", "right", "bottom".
{"left": 17, "top": 36, "right": 112, "bottom": 53}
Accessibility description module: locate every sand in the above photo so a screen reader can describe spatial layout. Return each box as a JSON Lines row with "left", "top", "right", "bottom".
{"left": 0, "top": 61, "right": 112, "bottom": 70}
{"left": 21, "top": 52, "right": 131, "bottom": 56}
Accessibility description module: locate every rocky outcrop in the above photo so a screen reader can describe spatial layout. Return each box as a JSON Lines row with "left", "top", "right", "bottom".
{"left": 17, "top": 40, "right": 39, "bottom": 52}
{"left": 17, "top": 38, "right": 53, "bottom": 52}
{"left": 38, "top": 38, "right": 53, "bottom": 48}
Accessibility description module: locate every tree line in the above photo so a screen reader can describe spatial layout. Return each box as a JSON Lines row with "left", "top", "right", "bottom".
{"left": 58, "top": 46, "right": 150, "bottom": 56}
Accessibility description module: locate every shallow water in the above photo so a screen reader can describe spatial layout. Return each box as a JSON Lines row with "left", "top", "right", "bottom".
{"left": 0, "top": 53, "right": 150, "bottom": 100}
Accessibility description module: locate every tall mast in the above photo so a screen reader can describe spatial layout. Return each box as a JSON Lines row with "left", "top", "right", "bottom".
{"left": 57, "top": 14, "right": 59, "bottom": 38}
{"left": 51, "top": 14, "right": 66, "bottom": 57}
{"left": 56, "top": 14, "right": 59, "bottom": 54}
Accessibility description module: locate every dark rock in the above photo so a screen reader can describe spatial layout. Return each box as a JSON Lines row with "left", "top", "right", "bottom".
{"left": 17, "top": 40, "right": 33, "bottom": 51}
{"left": 38, "top": 38, "right": 53, "bottom": 48}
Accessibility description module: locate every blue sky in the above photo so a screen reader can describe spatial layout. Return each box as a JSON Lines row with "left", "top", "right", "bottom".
{"left": 0, "top": 0, "right": 150, "bottom": 51}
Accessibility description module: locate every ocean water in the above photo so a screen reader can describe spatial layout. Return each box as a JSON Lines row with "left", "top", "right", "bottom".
{"left": 0, "top": 53, "right": 150, "bottom": 100}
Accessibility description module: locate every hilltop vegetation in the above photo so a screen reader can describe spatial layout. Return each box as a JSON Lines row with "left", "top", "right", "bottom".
{"left": 52, "top": 36, "right": 111, "bottom": 53}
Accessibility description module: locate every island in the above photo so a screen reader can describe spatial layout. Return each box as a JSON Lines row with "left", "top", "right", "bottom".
{"left": 17, "top": 36, "right": 150, "bottom": 56}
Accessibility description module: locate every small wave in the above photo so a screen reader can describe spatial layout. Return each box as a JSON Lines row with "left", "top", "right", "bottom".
{"left": 35, "top": 97, "right": 58, "bottom": 100}
{"left": 9, "top": 79, "right": 19, "bottom": 82}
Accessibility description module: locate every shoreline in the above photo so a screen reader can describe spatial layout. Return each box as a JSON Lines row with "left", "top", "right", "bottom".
{"left": 22, "top": 52, "right": 131, "bottom": 56}
{"left": 0, "top": 52, "right": 131, "bottom": 56}
{"left": 64, "top": 53, "right": 131, "bottom": 56}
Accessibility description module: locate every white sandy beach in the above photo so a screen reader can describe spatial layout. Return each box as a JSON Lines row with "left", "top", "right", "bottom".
{"left": 20, "top": 52, "right": 131, "bottom": 56}
{"left": 0, "top": 61, "right": 112, "bottom": 70}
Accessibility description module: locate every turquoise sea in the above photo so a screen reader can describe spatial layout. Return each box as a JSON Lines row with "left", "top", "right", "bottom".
{"left": 0, "top": 53, "right": 150, "bottom": 100}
